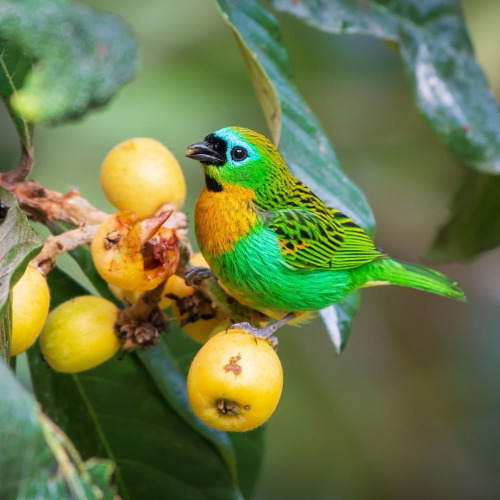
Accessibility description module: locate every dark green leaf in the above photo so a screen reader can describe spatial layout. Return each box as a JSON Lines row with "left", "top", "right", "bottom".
{"left": 29, "top": 268, "right": 242, "bottom": 499}
{"left": 427, "top": 172, "right": 500, "bottom": 261}
{"left": 0, "top": 0, "right": 139, "bottom": 123}
{"left": 272, "top": 0, "right": 500, "bottom": 173}
{"left": 216, "top": 0, "right": 375, "bottom": 351}
{"left": 28, "top": 346, "right": 242, "bottom": 499}
{"left": 45, "top": 266, "right": 92, "bottom": 309}
{"left": 0, "top": 40, "right": 32, "bottom": 151}
{"left": 64, "top": 239, "right": 266, "bottom": 497}
{"left": 228, "top": 427, "right": 266, "bottom": 499}
{"left": 0, "top": 187, "right": 43, "bottom": 362}
{"left": 136, "top": 338, "right": 239, "bottom": 479}
{"left": 0, "top": 358, "right": 116, "bottom": 500}
{"left": 217, "top": 0, "right": 374, "bottom": 229}
{"left": 61, "top": 227, "right": 240, "bottom": 468}
{"left": 62, "top": 232, "right": 267, "bottom": 496}
{"left": 320, "top": 291, "right": 360, "bottom": 353}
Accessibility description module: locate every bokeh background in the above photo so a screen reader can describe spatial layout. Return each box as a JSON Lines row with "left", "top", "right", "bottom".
{"left": 1, "top": 1, "right": 499, "bottom": 498}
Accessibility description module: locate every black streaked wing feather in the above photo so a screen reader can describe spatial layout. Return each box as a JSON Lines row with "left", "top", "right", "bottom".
{"left": 261, "top": 208, "right": 384, "bottom": 270}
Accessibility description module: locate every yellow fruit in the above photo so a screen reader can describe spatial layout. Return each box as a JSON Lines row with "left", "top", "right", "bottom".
{"left": 10, "top": 266, "right": 50, "bottom": 356}
{"left": 100, "top": 137, "right": 186, "bottom": 219}
{"left": 187, "top": 329, "right": 283, "bottom": 432}
{"left": 91, "top": 210, "right": 179, "bottom": 292}
{"left": 40, "top": 296, "right": 120, "bottom": 373}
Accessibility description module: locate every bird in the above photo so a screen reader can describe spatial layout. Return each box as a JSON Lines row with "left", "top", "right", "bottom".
{"left": 185, "top": 126, "right": 465, "bottom": 345}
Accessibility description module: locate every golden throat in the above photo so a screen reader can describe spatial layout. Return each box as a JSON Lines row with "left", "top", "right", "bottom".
{"left": 194, "top": 184, "right": 257, "bottom": 257}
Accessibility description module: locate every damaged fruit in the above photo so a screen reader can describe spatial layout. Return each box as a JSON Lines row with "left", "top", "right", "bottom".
{"left": 187, "top": 328, "right": 283, "bottom": 432}
{"left": 91, "top": 210, "right": 179, "bottom": 291}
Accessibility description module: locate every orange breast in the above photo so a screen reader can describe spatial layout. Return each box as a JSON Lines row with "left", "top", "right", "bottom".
{"left": 194, "top": 185, "right": 258, "bottom": 258}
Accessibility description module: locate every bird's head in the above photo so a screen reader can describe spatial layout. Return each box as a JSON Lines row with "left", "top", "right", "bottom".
{"left": 186, "top": 126, "right": 286, "bottom": 192}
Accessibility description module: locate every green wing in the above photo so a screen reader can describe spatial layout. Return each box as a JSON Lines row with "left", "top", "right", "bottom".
{"left": 262, "top": 208, "right": 385, "bottom": 270}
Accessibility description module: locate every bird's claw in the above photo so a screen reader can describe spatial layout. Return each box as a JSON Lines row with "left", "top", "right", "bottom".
{"left": 227, "top": 321, "right": 279, "bottom": 350}
{"left": 185, "top": 266, "right": 214, "bottom": 286}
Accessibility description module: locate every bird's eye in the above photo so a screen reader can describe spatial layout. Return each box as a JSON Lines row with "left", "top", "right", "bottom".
{"left": 231, "top": 147, "right": 248, "bottom": 162}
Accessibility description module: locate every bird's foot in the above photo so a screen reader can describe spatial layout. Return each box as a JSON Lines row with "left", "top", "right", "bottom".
{"left": 228, "top": 321, "right": 279, "bottom": 349}
{"left": 227, "top": 313, "right": 296, "bottom": 350}
{"left": 185, "top": 266, "right": 214, "bottom": 286}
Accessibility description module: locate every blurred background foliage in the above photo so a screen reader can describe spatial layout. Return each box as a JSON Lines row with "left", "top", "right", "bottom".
{"left": 1, "top": 0, "right": 499, "bottom": 498}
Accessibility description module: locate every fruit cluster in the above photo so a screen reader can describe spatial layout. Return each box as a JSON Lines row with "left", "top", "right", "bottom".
{"left": 9, "top": 137, "right": 282, "bottom": 432}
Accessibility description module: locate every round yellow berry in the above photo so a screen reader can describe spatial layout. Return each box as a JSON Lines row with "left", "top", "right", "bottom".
{"left": 10, "top": 265, "right": 50, "bottom": 356}
{"left": 40, "top": 296, "right": 120, "bottom": 373}
{"left": 100, "top": 137, "right": 186, "bottom": 218}
{"left": 187, "top": 329, "right": 283, "bottom": 432}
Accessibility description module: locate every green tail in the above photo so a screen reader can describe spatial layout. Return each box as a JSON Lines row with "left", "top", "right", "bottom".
{"left": 364, "top": 258, "right": 466, "bottom": 301}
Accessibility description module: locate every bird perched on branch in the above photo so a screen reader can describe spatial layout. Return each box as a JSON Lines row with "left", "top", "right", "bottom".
{"left": 186, "top": 126, "right": 465, "bottom": 346}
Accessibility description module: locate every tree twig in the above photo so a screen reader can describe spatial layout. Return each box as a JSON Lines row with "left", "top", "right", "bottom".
{"left": 0, "top": 177, "right": 108, "bottom": 226}
{"left": 34, "top": 223, "right": 100, "bottom": 275}
{"left": 1, "top": 143, "right": 34, "bottom": 184}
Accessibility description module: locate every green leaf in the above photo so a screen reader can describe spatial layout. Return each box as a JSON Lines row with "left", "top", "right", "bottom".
{"left": 60, "top": 230, "right": 232, "bottom": 447}
{"left": 427, "top": 172, "right": 500, "bottom": 261}
{"left": 217, "top": 0, "right": 374, "bottom": 229}
{"left": 216, "top": 0, "right": 375, "bottom": 351}
{"left": 320, "top": 291, "right": 360, "bottom": 353}
{"left": 65, "top": 238, "right": 266, "bottom": 497}
{"left": 0, "top": 187, "right": 43, "bottom": 362}
{"left": 136, "top": 338, "right": 239, "bottom": 479}
{"left": 64, "top": 230, "right": 267, "bottom": 495}
{"left": 0, "top": 39, "right": 33, "bottom": 151}
{"left": 228, "top": 427, "right": 266, "bottom": 499}
{"left": 29, "top": 267, "right": 243, "bottom": 499}
{"left": 0, "top": 0, "right": 139, "bottom": 123}
{"left": 0, "top": 358, "right": 116, "bottom": 500}
{"left": 271, "top": 0, "right": 500, "bottom": 174}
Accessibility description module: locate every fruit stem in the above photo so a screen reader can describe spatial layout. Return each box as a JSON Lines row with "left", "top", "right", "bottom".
{"left": 34, "top": 224, "right": 97, "bottom": 275}
{"left": 115, "top": 281, "right": 170, "bottom": 351}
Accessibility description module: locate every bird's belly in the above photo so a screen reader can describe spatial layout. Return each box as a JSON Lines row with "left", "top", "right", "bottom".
{"left": 210, "top": 228, "right": 354, "bottom": 314}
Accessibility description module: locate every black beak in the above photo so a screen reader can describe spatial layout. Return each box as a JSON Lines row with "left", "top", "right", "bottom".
{"left": 186, "top": 141, "right": 225, "bottom": 166}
